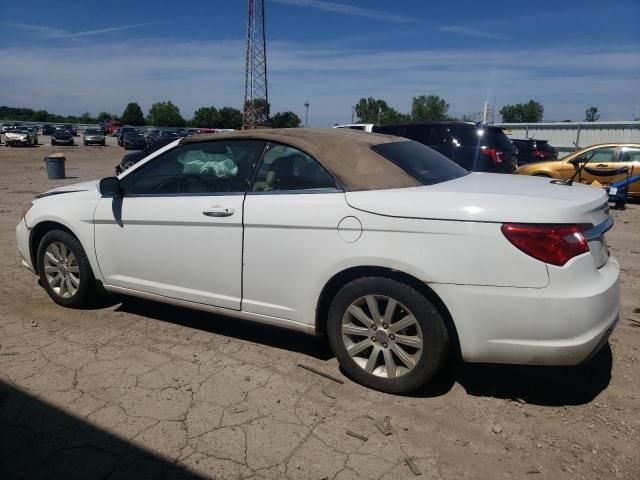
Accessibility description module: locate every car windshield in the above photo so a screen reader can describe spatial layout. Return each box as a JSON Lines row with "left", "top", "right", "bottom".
{"left": 125, "top": 133, "right": 143, "bottom": 138}
{"left": 371, "top": 141, "right": 468, "bottom": 186}
{"left": 86, "top": 129, "right": 101, "bottom": 134}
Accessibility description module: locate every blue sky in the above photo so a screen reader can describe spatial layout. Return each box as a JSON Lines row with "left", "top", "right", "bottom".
{"left": 1, "top": 0, "right": 639, "bottom": 126}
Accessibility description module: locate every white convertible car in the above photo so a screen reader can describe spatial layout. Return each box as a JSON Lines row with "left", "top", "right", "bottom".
{"left": 16, "top": 129, "right": 619, "bottom": 393}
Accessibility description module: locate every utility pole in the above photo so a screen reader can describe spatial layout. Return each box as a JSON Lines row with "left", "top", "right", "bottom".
{"left": 351, "top": 106, "right": 355, "bottom": 124}
{"left": 243, "top": 0, "right": 269, "bottom": 129}
{"left": 304, "top": 100, "right": 310, "bottom": 128}
{"left": 482, "top": 101, "right": 489, "bottom": 125}
{"left": 491, "top": 97, "right": 496, "bottom": 124}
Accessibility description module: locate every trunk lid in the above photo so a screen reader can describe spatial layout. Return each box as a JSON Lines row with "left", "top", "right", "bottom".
{"left": 345, "top": 172, "right": 610, "bottom": 226}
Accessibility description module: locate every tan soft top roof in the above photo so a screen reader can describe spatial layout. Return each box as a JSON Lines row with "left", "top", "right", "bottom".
{"left": 180, "top": 128, "right": 422, "bottom": 191}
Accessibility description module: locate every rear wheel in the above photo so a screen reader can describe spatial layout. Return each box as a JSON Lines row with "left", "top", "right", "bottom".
{"left": 533, "top": 173, "right": 551, "bottom": 177}
{"left": 327, "top": 277, "right": 449, "bottom": 393}
{"left": 37, "top": 230, "right": 98, "bottom": 308}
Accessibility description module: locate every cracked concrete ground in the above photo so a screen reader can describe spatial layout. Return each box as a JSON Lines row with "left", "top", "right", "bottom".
{"left": 1, "top": 137, "right": 639, "bottom": 479}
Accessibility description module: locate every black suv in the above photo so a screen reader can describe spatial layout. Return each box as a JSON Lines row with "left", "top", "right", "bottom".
{"left": 511, "top": 139, "right": 557, "bottom": 166}
{"left": 51, "top": 128, "right": 75, "bottom": 146}
{"left": 115, "top": 137, "right": 176, "bottom": 174}
{"left": 373, "top": 122, "right": 517, "bottom": 173}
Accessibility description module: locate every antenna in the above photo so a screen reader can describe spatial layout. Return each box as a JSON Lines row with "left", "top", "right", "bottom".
{"left": 243, "top": 0, "right": 269, "bottom": 129}
{"left": 304, "top": 100, "right": 310, "bottom": 128}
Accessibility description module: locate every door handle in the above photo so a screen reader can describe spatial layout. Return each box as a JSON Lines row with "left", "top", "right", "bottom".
{"left": 202, "top": 206, "right": 235, "bottom": 217}
{"left": 595, "top": 164, "right": 609, "bottom": 167}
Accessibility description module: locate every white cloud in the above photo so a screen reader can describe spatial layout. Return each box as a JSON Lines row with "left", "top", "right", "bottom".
{"left": 269, "top": 0, "right": 413, "bottom": 23}
{"left": 6, "top": 22, "right": 164, "bottom": 39}
{"left": 0, "top": 39, "right": 638, "bottom": 125}
{"left": 438, "top": 25, "right": 504, "bottom": 40}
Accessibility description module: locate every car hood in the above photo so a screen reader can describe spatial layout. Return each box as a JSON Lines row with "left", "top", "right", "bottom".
{"left": 346, "top": 172, "right": 609, "bottom": 225}
{"left": 36, "top": 180, "right": 99, "bottom": 198}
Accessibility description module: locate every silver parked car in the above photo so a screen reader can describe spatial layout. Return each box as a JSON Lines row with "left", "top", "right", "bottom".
{"left": 83, "top": 128, "right": 106, "bottom": 146}
{"left": 4, "top": 127, "right": 37, "bottom": 147}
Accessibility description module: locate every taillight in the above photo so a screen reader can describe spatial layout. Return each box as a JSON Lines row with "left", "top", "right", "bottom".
{"left": 501, "top": 223, "right": 591, "bottom": 266}
{"left": 532, "top": 149, "right": 547, "bottom": 159}
{"left": 483, "top": 148, "right": 504, "bottom": 164}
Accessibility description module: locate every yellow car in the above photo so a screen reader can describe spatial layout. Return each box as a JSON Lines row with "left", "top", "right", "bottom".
{"left": 517, "top": 143, "right": 640, "bottom": 198}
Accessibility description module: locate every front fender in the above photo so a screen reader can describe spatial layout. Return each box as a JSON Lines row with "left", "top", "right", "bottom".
{"left": 25, "top": 193, "right": 102, "bottom": 282}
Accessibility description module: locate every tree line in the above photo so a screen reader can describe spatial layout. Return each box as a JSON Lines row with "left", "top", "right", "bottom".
{"left": 355, "top": 96, "right": 609, "bottom": 124}
{"left": 0, "top": 102, "right": 302, "bottom": 129}
{"left": 1, "top": 100, "right": 613, "bottom": 127}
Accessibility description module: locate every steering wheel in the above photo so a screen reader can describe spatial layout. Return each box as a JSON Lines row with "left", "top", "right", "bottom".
{"left": 153, "top": 175, "right": 210, "bottom": 194}
{"left": 179, "top": 174, "right": 210, "bottom": 193}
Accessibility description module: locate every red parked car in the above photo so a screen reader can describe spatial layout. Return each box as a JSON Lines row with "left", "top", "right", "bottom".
{"left": 108, "top": 121, "right": 122, "bottom": 135}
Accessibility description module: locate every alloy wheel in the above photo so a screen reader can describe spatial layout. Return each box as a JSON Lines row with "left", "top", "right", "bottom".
{"left": 341, "top": 295, "right": 423, "bottom": 378}
{"left": 43, "top": 242, "right": 80, "bottom": 299}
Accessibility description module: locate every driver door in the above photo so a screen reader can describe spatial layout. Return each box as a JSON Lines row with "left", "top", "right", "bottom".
{"left": 93, "top": 139, "right": 264, "bottom": 309}
{"left": 573, "top": 146, "right": 616, "bottom": 184}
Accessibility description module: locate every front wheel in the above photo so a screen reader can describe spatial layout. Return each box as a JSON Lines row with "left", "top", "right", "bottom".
{"left": 327, "top": 277, "right": 449, "bottom": 394}
{"left": 37, "top": 230, "right": 98, "bottom": 308}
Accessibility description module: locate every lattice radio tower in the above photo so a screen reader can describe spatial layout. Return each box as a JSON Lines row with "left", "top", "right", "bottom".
{"left": 243, "top": 0, "right": 269, "bottom": 129}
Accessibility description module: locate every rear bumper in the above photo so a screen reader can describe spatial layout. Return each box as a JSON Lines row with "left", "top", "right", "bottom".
{"left": 431, "top": 254, "right": 620, "bottom": 365}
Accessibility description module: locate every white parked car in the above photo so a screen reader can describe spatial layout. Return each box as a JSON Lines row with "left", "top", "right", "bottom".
{"left": 333, "top": 123, "right": 374, "bottom": 132}
{"left": 16, "top": 129, "right": 620, "bottom": 393}
{"left": 4, "top": 126, "right": 38, "bottom": 147}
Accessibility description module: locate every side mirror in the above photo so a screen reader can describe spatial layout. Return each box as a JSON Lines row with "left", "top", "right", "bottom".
{"left": 99, "top": 177, "right": 121, "bottom": 197}
{"left": 568, "top": 158, "right": 580, "bottom": 166}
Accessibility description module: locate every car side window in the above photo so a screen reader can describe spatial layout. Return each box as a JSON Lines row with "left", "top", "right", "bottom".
{"left": 616, "top": 147, "right": 640, "bottom": 163}
{"left": 121, "top": 140, "right": 265, "bottom": 195}
{"left": 403, "top": 125, "right": 441, "bottom": 147}
{"left": 251, "top": 143, "right": 338, "bottom": 192}
{"left": 575, "top": 147, "right": 615, "bottom": 164}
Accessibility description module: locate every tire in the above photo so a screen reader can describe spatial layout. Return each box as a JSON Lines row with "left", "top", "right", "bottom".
{"left": 327, "top": 277, "right": 449, "bottom": 393}
{"left": 533, "top": 173, "right": 551, "bottom": 178}
{"left": 37, "top": 230, "right": 98, "bottom": 308}
{"left": 51, "top": 140, "right": 55, "bottom": 146}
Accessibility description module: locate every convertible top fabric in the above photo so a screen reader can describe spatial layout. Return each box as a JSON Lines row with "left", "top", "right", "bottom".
{"left": 180, "top": 128, "right": 422, "bottom": 191}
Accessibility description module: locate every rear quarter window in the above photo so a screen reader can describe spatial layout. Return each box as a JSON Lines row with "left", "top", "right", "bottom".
{"left": 371, "top": 141, "right": 468, "bottom": 186}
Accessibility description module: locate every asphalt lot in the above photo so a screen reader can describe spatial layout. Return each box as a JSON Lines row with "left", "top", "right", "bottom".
{"left": 0, "top": 135, "right": 639, "bottom": 479}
